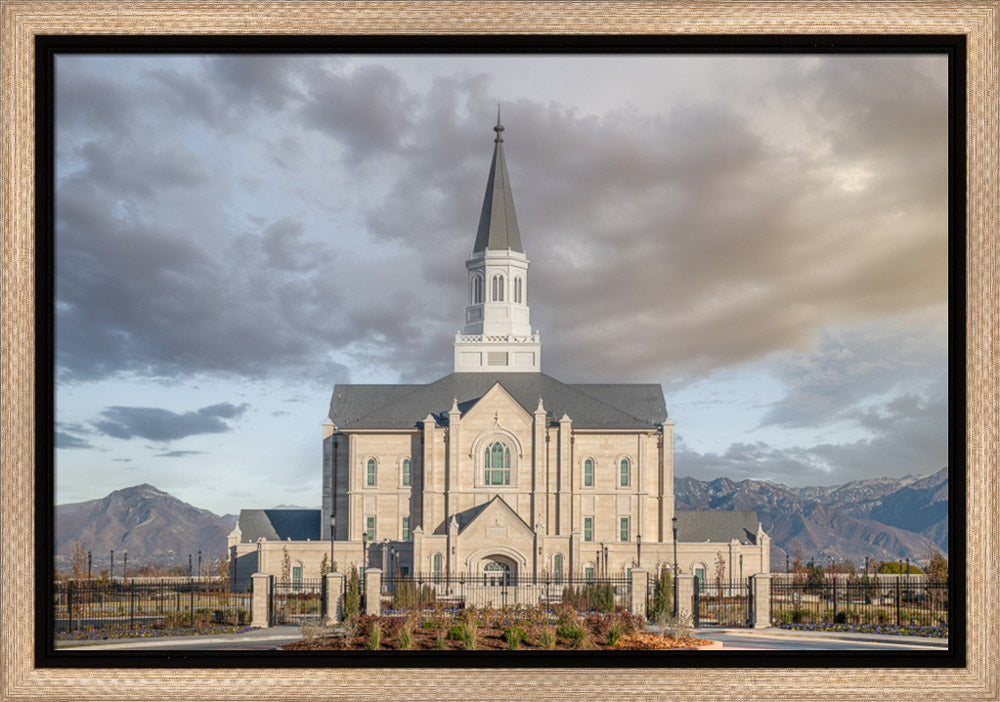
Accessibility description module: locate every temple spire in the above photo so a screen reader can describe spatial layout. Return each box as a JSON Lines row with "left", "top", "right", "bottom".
{"left": 473, "top": 116, "right": 522, "bottom": 253}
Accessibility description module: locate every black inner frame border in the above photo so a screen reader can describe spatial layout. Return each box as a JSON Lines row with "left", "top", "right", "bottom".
{"left": 33, "top": 33, "right": 967, "bottom": 670}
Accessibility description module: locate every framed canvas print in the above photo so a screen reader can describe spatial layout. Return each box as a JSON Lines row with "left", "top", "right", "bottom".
{"left": 2, "top": 2, "right": 997, "bottom": 700}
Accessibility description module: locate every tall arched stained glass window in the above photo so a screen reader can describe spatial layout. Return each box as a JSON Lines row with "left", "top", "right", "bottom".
{"left": 367, "top": 458, "right": 376, "bottom": 486}
{"left": 402, "top": 458, "right": 411, "bottom": 486}
{"left": 492, "top": 274, "right": 504, "bottom": 302}
{"left": 584, "top": 458, "right": 594, "bottom": 487}
{"left": 554, "top": 553, "right": 563, "bottom": 583}
{"left": 433, "top": 553, "right": 442, "bottom": 578}
{"left": 620, "top": 458, "right": 630, "bottom": 487}
{"left": 484, "top": 441, "right": 511, "bottom": 485}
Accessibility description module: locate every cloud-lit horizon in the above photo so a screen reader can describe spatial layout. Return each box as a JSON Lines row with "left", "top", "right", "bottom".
{"left": 54, "top": 54, "right": 949, "bottom": 515}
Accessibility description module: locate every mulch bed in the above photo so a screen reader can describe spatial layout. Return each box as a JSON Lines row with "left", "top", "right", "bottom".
{"left": 282, "top": 626, "right": 717, "bottom": 651}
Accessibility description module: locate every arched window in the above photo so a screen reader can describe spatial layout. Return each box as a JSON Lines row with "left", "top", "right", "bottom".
{"left": 492, "top": 274, "right": 504, "bottom": 302}
{"left": 472, "top": 275, "right": 484, "bottom": 304}
{"left": 366, "top": 458, "right": 377, "bottom": 486}
{"left": 583, "top": 458, "right": 594, "bottom": 487}
{"left": 619, "top": 458, "right": 631, "bottom": 487}
{"left": 401, "top": 458, "right": 411, "bottom": 487}
{"left": 553, "top": 553, "right": 563, "bottom": 583}
{"left": 514, "top": 276, "right": 522, "bottom": 303}
{"left": 433, "top": 553, "right": 442, "bottom": 579}
{"left": 484, "top": 441, "right": 511, "bottom": 485}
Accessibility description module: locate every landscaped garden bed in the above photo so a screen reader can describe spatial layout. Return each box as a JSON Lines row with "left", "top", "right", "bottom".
{"left": 282, "top": 605, "right": 717, "bottom": 651}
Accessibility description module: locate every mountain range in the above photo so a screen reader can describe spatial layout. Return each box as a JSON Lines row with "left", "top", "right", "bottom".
{"left": 55, "top": 468, "right": 948, "bottom": 574}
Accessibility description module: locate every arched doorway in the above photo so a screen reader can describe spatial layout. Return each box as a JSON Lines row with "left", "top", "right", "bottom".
{"left": 481, "top": 556, "right": 516, "bottom": 585}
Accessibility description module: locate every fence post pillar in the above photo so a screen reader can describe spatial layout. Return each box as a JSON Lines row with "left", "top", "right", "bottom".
{"left": 364, "top": 568, "right": 382, "bottom": 616}
{"left": 629, "top": 568, "right": 648, "bottom": 619}
{"left": 675, "top": 574, "right": 695, "bottom": 625}
{"left": 250, "top": 573, "right": 273, "bottom": 628}
{"left": 751, "top": 573, "right": 771, "bottom": 628}
{"left": 324, "top": 571, "right": 346, "bottom": 625}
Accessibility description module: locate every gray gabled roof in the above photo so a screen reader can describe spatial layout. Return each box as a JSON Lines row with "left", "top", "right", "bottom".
{"left": 237, "top": 509, "right": 321, "bottom": 543}
{"left": 328, "top": 372, "right": 667, "bottom": 431}
{"left": 473, "top": 120, "right": 523, "bottom": 254}
{"left": 675, "top": 510, "right": 760, "bottom": 544}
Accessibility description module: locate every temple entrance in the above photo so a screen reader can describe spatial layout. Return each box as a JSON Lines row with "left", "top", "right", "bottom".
{"left": 482, "top": 557, "right": 514, "bottom": 586}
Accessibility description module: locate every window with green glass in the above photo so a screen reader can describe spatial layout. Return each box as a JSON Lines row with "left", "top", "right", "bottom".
{"left": 620, "top": 517, "right": 630, "bottom": 542}
{"left": 553, "top": 553, "right": 563, "bottom": 583}
{"left": 619, "top": 458, "right": 630, "bottom": 487}
{"left": 584, "top": 567, "right": 594, "bottom": 582}
{"left": 484, "top": 441, "right": 511, "bottom": 485}
{"left": 402, "top": 458, "right": 411, "bottom": 486}
{"left": 584, "top": 458, "right": 594, "bottom": 487}
{"left": 433, "top": 553, "right": 442, "bottom": 578}
{"left": 402, "top": 517, "right": 410, "bottom": 540}
{"left": 366, "top": 516, "right": 376, "bottom": 541}
{"left": 366, "top": 458, "right": 376, "bottom": 486}
{"left": 583, "top": 517, "right": 593, "bottom": 542}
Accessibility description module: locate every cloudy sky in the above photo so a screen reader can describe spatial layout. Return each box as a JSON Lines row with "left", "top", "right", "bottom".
{"left": 54, "top": 53, "right": 950, "bottom": 516}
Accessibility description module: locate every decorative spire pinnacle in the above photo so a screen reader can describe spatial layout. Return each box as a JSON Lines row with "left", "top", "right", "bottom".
{"left": 494, "top": 105, "right": 504, "bottom": 143}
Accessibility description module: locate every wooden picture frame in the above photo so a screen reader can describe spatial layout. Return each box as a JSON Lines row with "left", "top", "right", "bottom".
{"left": 3, "top": 2, "right": 997, "bottom": 699}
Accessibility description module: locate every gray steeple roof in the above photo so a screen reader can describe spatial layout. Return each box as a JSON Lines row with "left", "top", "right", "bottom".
{"left": 473, "top": 117, "right": 523, "bottom": 254}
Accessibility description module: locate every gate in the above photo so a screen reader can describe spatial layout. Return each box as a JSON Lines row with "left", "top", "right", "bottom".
{"left": 271, "top": 578, "right": 324, "bottom": 624}
{"left": 694, "top": 577, "right": 752, "bottom": 628}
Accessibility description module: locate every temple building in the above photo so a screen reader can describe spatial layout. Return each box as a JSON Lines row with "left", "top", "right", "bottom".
{"left": 229, "top": 119, "right": 770, "bottom": 589}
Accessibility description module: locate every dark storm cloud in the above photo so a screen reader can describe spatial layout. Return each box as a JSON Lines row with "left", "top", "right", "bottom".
{"left": 54, "top": 55, "right": 948, "bottom": 399}
{"left": 55, "top": 431, "right": 93, "bottom": 449}
{"left": 93, "top": 402, "right": 249, "bottom": 442}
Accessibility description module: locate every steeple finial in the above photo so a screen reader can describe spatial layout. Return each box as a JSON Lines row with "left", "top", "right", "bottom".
{"left": 494, "top": 105, "right": 504, "bottom": 143}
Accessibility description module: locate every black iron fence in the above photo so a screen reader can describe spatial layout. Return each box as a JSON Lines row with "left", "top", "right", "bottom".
{"left": 695, "top": 578, "right": 752, "bottom": 628}
{"left": 55, "top": 578, "right": 250, "bottom": 634}
{"left": 271, "top": 578, "right": 324, "bottom": 625}
{"left": 770, "top": 577, "right": 948, "bottom": 629}
{"left": 380, "top": 572, "right": 631, "bottom": 613}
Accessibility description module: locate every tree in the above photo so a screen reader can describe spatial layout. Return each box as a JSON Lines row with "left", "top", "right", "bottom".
{"left": 790, "top": 542, "right": 807, "bottom": 588}
{"left": 320, "top": 553, "right": 330, "bottom": 576}
{"left": 925, "top": 550, "right": 948, "bottom": 582}
{"left": 70, "top": 540, "right": 87, "bottom": 580}
{"left": 648, "top": 566, "right": 674, "bottom": 621}
{"left": 713, "top": 551, "right": 726, "bottom": 587}
{"left": 343, "top": 565, "right": 361, "bottom": 618}
{"left": 281, "top": 546, "right": 292, "bottom": 583}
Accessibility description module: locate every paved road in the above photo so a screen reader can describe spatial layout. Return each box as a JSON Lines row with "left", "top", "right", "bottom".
{"left": 56, "top": 625, "right": 304, "bottom": 652}
{"left": 694, "top": 628, "right": 948, "bottom": 651}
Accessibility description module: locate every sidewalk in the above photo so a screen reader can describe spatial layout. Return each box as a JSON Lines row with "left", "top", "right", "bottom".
{"left": 55, "top": 624, "right": 304, "bottom": 651}
{"left": 697, "top": 626, "right": 949, "bottom": 648}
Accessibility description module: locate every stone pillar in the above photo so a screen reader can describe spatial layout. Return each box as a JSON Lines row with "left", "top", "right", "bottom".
{"left": 324, "top": 571, "right": 346, "bottom": 625}
{"left": 675, "top": 574, "right": 694, "bottom": 625}
{"left": 752, "top": 573, "right": 771, "bottom": 628}
{"left": 364, "top": 568, "right": 382, "bottom": 616}
{"left": 629, "top": 568, "right": 648, "bottom": 619}
{"left": 250, "top": 572, "right": 273, "bottom": 628}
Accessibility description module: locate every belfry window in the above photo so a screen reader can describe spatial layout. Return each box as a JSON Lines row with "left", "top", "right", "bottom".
{"left": 491, "top": 274, "right": 504, "bottom": 302}
{"left": 472, "top": 275, "right": 484, "bottom": 304}
{"left": 514, "top": 276, "right": 522, "bottom": 303}
{"left": 484, "top": 441, "right": 511, "bottom": 485}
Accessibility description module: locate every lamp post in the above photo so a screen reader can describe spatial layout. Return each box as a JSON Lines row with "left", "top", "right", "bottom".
{"left": 671, "top": 516, "right": 678, "bottom": 577}
{"left": 123, "top": 551, "right": 127, "bottom": 580}
{"left": 786, "top": 553, "right": 790, "bottom": 574}
{"left": 188, "top": 553, "right": 192, "bottom": 577}
{"left": 362, "top": 532, "right": 368, "bottom": 570}
{"left": 671, "top": 516, "right": 679, "bottom": 616}
{"left": 87, "top": 551, "right": 92, "bottom": 579}
{"left": 256, "top": 540, "right": 262, "bottom": 572}
{"left": 637, "top": 534, "right": 642, "bottom": 568}
{"left": 329, "top": 515, "right": 336, "bottom": 573}
{"left": 110, "top": 550, "right": 114, "bottom": 581}
{"left": 739, "top": 553, "right": 743, "bottom": 582}
{"left": 603, "top": 544, "right": 609, "bottom": 576}
{"left": 198, "top": 550, "right": 202, "bottom": 578}
{"left": 381, "top": 539, "right": 389, "bottom": 573}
